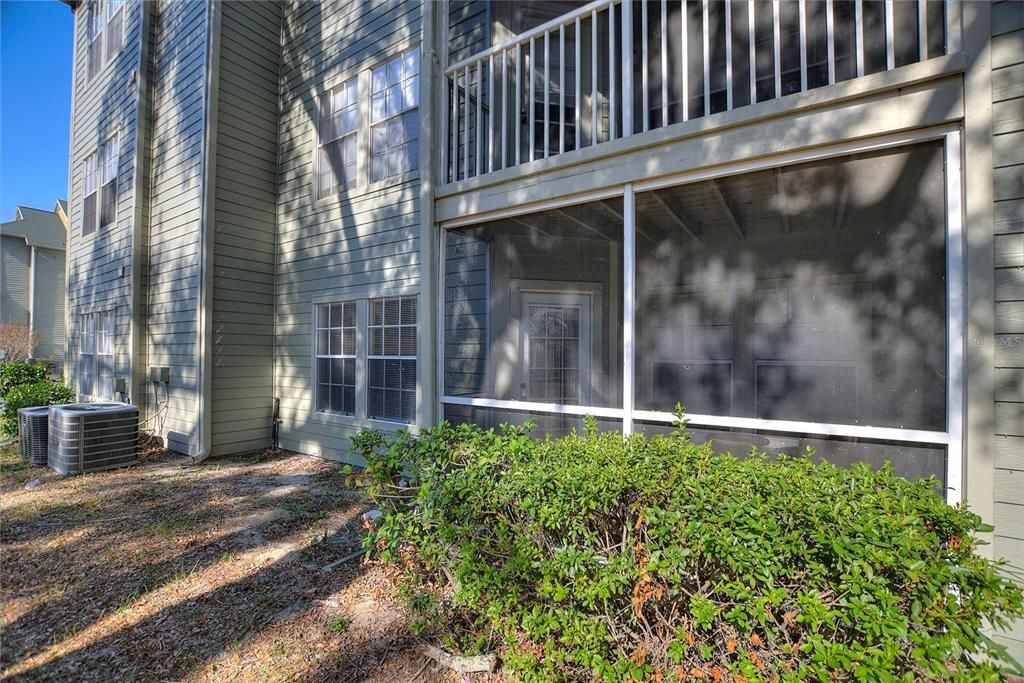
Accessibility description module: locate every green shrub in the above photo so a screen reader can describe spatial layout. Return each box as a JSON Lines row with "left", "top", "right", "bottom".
{"left": 0, "top": 361, "right": 50, "bottom": 396}
{"left": 356, "top": 415, "right": 1024, "bottom": 682}
{"left": 0, "top": 379, "right": 75, "bottom": 438}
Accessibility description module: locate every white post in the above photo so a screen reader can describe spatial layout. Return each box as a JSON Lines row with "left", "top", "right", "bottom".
{"left": 884, "top": 0, "right": 895, "bottom": 70}
{"left": 623, "top": 182, "right": 636, "bottom": 435}
{"left": 515, "top": 43, "right": 521, "bottom": 163}
{"left": 463, "top": 65, "right": 470, "bottom": 176}
{"left": 576, "top": 17, "right": 583, "bottom": 148}
{"left": 681, "top": 0, "right": 689, "bottom": 121}
{"left": 529, "top": 36, "right": 536, "bottom": 162}
{"left": 622, "top": 0, "right": 633, "bottom": 136}
{"left": 560, "top": 24, "right": 566, "bottom": 153}
{"left": 702, "top": 0, "right": 710, "bottom": 115}
{"left": 488, "top": 54, "right": 495, "bottom": 173}
{"left": 502, "top": 49, "right": 508, "bottom": 169}
{"left": 917, "top": 0, "right": 928, "bottom": 61}
{"left": 748, "top": 0, "right": 756, "bottom": 104}
{"left": 944, "top": 129, "right": 964, "bottom": 506}
{"left": 826, "top": 0, "right": 835, "bottom": 84}
{"left": 662, "top": 0, "right": 669, "bottom": 124}
{"left": 592, "top": 9, "right": 598, "bottom": 144}
{"left": 772, "top": 0, "right": 781, "bottom": 98}
{"left": 610, "top": 3, "right": 617, "bottom": 140}
{"left": 798, "top": 0, "right": 807, "bottom": 91}
{"left": 725, "top": 0, "right": 733, "bottom": 110}
{"left": 544, "top": 31, "right": 550, "bottom": 158}
{"left": 855, "top": 0, "right": 865, "bottom": 77}
{"left": 476, "top": 60, "right": 483, "bottom": 175}
{"left": 945, "top": 0, "right": 961, "bottom": 55}
{"left": 643, "top": 0, "right": 650, "bottom": 130}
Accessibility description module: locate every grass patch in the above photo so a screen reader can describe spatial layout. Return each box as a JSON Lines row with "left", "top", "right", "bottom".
{"left": 328, "top": 616, "right": 351, "bottom": 634}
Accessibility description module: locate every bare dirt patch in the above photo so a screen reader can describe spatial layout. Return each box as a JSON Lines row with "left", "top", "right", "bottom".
{"left": 0, "top": 444, "right": 494, "bottom": 682}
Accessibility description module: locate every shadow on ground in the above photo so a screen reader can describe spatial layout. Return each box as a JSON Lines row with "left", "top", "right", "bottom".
{"left": 0, "top": 446, "right": 442, "bottom": 683}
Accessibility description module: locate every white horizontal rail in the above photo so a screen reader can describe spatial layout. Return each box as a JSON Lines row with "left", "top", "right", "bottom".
{"left": 439, "top": 397, "right": 951, "bottom": 446}
{"left": 633, "top": 410, "right": 951, "bottom": 445}
{"left": 442, "top": 395, "right": 625, "bottom": 420}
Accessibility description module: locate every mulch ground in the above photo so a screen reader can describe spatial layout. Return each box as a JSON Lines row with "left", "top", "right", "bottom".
{"left": 0, "top": 443, "right": 502, "bottom": 682}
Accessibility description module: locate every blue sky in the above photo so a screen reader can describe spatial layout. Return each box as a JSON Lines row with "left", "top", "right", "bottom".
{"left": 1, "top": 0, "right": 74, "bottom": 222}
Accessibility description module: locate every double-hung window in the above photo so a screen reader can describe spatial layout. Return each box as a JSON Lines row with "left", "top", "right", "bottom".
{"left": 370, "top": 48, "right": 419, "bottom": 182}
{"left": 313, "top": 295, "right": 418, "bottom": 425}
{"left": 105, "top": 0, "right": 125, "bottom": 61}
{"left": 82, "top": 135, "right": 118, "bottom": 236}
{"left": 82, "top": 151, "right": 100, "bottom": 236}
{"left": 80, "top": 311, "right": 114, "bottom": 398}
{"left": 100, "top": 135, "right": 119, "bottom": 229}
{"left": 316, "top": 79, "right": 358, "bottom": 198}
{"left": 87, "top": 2, "right": 103, "bottom": 80}
{"left": 315, "top": 301, "right": 357, "bottom": 416}
{"left": 86, "top": 0, "right": 126, "bottom": 81}
{"left": 368, "top": 296, "right": 417, "bottom": 423}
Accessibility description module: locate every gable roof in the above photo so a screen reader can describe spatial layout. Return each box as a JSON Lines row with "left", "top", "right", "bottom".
{"left": 1, "top": 204, "right": 67, "bottom": 251}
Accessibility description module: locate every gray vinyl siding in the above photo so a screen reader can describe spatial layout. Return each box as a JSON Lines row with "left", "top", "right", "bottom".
{"left": 31, "top": 247, "right": 67, "bottom": 361}
{"left": 448, "top": 0, "right": 489, "bottom": 65}
{"left": 444, "top": 231, "right": 488, "bottom": 396}
{"left": 209, "top": 0, "right": 282, "bottom": 456}
{"left": 276, "top": 0, "right": 422, "bottom": 460}
{"left": 66, "top": 0, "right": 146, "bottom": 399}
{"left": 991, "top": 0, "right": 1024, "bottom": 661}
{"left": 0, "top": 236, "right": 30, "bottom": 326}
{"left": 144, "top": 0, "right": 210, "bottom": 454}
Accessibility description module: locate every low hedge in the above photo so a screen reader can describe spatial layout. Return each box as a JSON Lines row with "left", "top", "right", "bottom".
{"left": 0, "top": 379, "right": 75, "bottom": 438}
{"left": 355, "top": 415, "right": 1024, "bottom": 682}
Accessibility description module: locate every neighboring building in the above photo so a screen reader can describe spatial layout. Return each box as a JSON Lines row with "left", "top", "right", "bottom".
{"left": 0, "top": 201, "right": 68, "bottom": 363}
{"left": 62, "top": 0, "right": 1021, "bottom": 654}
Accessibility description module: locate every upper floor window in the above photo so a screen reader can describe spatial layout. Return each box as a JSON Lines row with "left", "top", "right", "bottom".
{"left": 82, "top": 151, "right": 99, "bottom": 236}
{"left": 316, "top": 79, "right": 358, "bottom": 199}
{"left": 86, "top": 0, "right": 126, "bottom": 82}
{"left": 100, "top": 135, "right": 119, "bottom": 229}
{"left": 105, "top": 0, "right": 126, "bottom": 59}
{"left": 370, "top": 48, "right": 419, "bottom": 182}
{"left": 82, "top": 134, "right": 118, "bottom": 236}
{"left": 87, "top": 2, "right": 103, "bottom": 80}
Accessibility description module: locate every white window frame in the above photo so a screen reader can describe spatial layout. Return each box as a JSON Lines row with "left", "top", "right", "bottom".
{"left": 315, "top": 77, "right": 359, "bottom": 199}
{"left": 439, "top": 125, "right": 965, "bottom": 505}
{"left": 81, "top": 133, "right": 118, "bottom": 236}
{"left": 82, "top": 150, "right": 100, "bottom": 236}
{"left": 369, "top": 47, "right": 420, "bottom": 183}
{"left": 105, "top": 0, "right": 126, "bottom": 64}
{"left": 86, "top": 0, "right": 103, "bottom": 81}
{"left": 85, "top": 0, "right": 126, "bottom": 81}
{"left": 100, "top": 134, "right": 119, "bottom": 230}
{"left": 367, "top": 295, "right": 418, "bottom": 424}
{"left": 315, "top": 300, "right": 358, "bottom": 416}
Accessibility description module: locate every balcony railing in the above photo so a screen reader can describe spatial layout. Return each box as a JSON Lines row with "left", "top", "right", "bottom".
{"left": 443, "top": 0, "right": 950, "bottom": 184}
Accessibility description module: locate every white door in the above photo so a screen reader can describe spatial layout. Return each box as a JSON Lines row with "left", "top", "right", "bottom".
{"left": 519, "top": 292, "right": 592, "bottom": 404}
